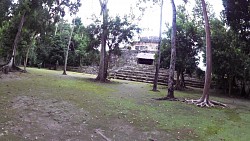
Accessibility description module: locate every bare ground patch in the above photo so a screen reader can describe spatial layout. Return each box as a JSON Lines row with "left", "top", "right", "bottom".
{"left": 2, "top": 95, "right": 174, "bottom": 141}
{"left": 0, "top": 72, "right": 25, "bottom": 81}
{"left": 5, "top": 96, "right": 102, "bottom": 141}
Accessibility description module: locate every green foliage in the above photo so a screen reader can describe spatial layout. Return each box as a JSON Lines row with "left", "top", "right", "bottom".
{"left": 0, "top": 0, "right": 81, "bottom": 65}
{"left": 210, "top": 18, "right": 249, "bottom": 95}
{"left": 0, "top": 0, "right": 13, "bottom": 26}
{"left": 161, "top": 5, "right": 201, "bottom": 76}
{"left": 71, "top": 18, "right": 100, "bottom": 66}
{"left": 0, "top": 19, "right": 18, "bottom": 60}
{"left": 192, "top": 0, "right": 216, "bottom": 27}
{"left": 222, "top": 0, "right": 250, "bottom": 41}
{"left": 91, "top": 15, "right": 141, "bottom": 56}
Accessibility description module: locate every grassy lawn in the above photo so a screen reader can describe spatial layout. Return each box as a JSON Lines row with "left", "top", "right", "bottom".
{"left": 0, "top": 68, "right": 250, "bottom": 141}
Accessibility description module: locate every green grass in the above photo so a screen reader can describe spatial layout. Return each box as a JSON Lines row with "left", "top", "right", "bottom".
{"left": 1, "top": 68, "right": 250, "bottom": 141}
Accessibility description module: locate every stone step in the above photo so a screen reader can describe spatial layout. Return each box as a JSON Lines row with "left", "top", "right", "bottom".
{"left": 108, "top": 66, "right": 207, "bottom": 89}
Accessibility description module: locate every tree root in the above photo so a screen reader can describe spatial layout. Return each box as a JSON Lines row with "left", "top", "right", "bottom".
{"left": 1, "top": 64, "right": 25, "bottom": 74}
{"left": 185, "top": 98, "right": 227, "bottom": 108}
{"left": 154, "top": 96, "right": 179, "bottom": 101}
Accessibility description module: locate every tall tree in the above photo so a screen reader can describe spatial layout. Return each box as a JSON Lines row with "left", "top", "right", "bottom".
{"left": 73, "top": 18, "right": 100, "bottom": 67}
{"left": 2, "top": 10, "right": 26, "bottom": 74}
{"left": 63, "top": 18, "right": 75, "bottom": 75}
{"left": 160, "top": 5, "right": 202, "bottom": 91}
{"left": 222, "top": 0, "right": 249, "bottom": 97}
{"left": 156, "top": 0, "right": 178, "bottom": 100}
{"left": 211, "top": 18, "right": 248, "bottom": 97}
{"left": 1, "top": 0, "right": 81, "bottom": 73}
{"left": 222, "top": 0, "right": 250, "bottom": 41}
{"left": 185, "top": 0, "right": 226, "bottom": 107}
{"left": 166, "top": 0, "right": 178, "bottom": 100}
{"left": 152, "top": 0, "right": 163, "bottom": 92}
{"left": 106, "top": 16, "right": 140, "bottom": 69}
{"left": 96, "top": 0, "right": 109, "bottom": 82}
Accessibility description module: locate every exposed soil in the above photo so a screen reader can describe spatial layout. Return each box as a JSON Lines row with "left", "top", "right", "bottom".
{"left": 3, "top": 96, "right": 169, "bottom": 141}
{"left": 7, "top": 96, "right": 94, "bottom": 141}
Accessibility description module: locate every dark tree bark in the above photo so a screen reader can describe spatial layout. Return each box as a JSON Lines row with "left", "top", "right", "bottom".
{"left": 96, "top": 0, "right": 108, "bottom": 82}
{"left": 2, "top": 12, "right": 26, "bottom": 74}
{"left": 185, "top": 0, "right": 226, "bottom": 107}
{"left": 175, "top": 69, "right": 185, "bottom": 90}
{"left": 152, "top": 0, "right": 163, "bottom": 92}
{"left": 180, "top": 71, "right": 186, "bottom": 88}
{"left": 63, "top": 18, "right": 75, "bottom": 75}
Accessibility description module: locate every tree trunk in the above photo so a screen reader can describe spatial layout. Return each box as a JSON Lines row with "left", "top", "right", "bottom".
{"left": 155, "top": 0, "right": 177, "bottom": 101}
{"left": 152, "top": 0, "right": 163, "bottom": 92}
{"left": 23, "top": 49, "right": 29, "bottom": 72}
{"left": 105, "top": 47, "right": 112, "bottom": 79}
{"left": 180, "top": 71, "right": 186, "bottom": 88}
{"left": 175, "top": 70, "right": 181, "bottom": 90}
{"left": 166, "top": 0, "right": 177, "bottom": 99}
{"left": 63, "top": 18, "right": 75, "bottom": 75}
{"left": 185, "top": 0, "right": 227, "bottom": 107}
{"left": 96, "top": 1, "right": 108, "bottom": 82}
{"left": 228, "top": 76, "right": 232, "bottom": 96}
{"left": 24, "top": 32, "right": 36, "bottom": 72}
{"left": 200, "top": 0, "right": 212, "bottom": 102}
{"left": 3, "top": 12, "right": 26, "bottom": 74}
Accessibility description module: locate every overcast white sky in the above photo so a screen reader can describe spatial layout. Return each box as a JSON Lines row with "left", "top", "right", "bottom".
{"left": 67, "top": 0, "right": 224, "bottom": 36}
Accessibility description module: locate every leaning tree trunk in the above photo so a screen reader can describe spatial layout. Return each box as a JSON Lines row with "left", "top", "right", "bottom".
{"left": 2, "top": 12, "right": 26, "bottom": 74}
{"left": 185, "top": 0, "right": 226, "bottom": 107}
{"left": 152, "top": 0, "right": 163, "bottom": 91}
{"left": 63, "top": 18, "right": 75, "bottom": 75}
{"left": 96, "top": 1, "right": 108, "bottom": 82}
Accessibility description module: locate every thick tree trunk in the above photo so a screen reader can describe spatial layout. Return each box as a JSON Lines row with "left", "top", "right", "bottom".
{"left": 152, "top": 0, "right": 163, "bottom": 92}
{"left": 3, "top": 12, "right": 26, "bottom": 74}
{"left": 63, "top": 19, "right": 75, "bottom": 75}
{"left": 166, "top": 0, "right": 177, "bottom": 99}
{"left": 96, "top": 1, "right": 108, "bottom": 82}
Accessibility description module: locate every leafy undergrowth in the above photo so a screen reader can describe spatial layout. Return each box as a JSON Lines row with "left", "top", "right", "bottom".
{"left": 0, "top": 68, "right": 250, "bottom": 141}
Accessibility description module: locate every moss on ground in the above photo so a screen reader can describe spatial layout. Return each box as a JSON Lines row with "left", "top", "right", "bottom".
{"left": 0, "top": 68, "right": 250, "bottom": 141}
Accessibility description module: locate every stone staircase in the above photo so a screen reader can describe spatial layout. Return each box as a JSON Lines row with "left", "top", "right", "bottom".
{"left": 108, "top": 65, "right": 205, "bottom": 88}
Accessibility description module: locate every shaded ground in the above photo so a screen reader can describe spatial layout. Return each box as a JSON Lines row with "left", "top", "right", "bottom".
{"left": 0, "top": 68, "right": 250, "bottom": 141}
